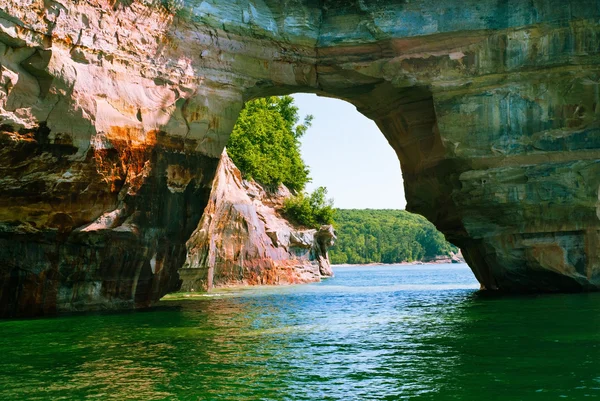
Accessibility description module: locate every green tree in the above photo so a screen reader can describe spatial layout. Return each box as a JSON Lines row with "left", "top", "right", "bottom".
{"left": 227, "top": 96, "right": 312, "bottom": 192}
{"left": 328, "top": 209, "right": 458, "bottom": 265}
{"left": 283, "top": 186, "right": 335, "bottom": 229}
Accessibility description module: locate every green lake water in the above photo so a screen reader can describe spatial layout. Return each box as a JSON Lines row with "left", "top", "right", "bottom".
{"left": 2, "top": 263, "right": 600, "bottom": 400}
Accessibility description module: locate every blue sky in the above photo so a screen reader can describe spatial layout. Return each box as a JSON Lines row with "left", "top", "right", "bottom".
{"left": 292, "top": 93, "right": 407, "bottom": 210}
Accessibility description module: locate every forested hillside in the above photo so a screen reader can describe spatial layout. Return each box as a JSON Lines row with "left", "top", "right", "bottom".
{"left": 226, "top": 97, "right": 457, "bottom": 263}
{"left": 330, "top": 210, "right": 458, "bottom": 265}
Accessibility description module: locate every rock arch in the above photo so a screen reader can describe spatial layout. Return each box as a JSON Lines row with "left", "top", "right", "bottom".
{"left": 1, "top": 0, "right": 600, "bottom": 316}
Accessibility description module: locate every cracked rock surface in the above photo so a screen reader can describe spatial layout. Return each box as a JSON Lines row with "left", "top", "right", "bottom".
{"left": 1, "top": 0, "right": 600, "bottom": 316}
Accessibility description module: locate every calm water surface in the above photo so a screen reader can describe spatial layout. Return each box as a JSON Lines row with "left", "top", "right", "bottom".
{"left": 2, "top": 264, "right": 600, "bottom": 400}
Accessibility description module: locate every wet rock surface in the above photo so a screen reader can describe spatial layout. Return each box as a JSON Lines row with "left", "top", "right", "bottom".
{"left": 1, "top": 1, "right": 600, "bottom": 316}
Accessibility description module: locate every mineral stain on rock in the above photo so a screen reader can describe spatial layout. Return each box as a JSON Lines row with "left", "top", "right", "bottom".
{"left": 180, "top": 150, "right": 335, "bottom": 292}
{"left": 1, "top": 0, "right": 600, "bottom": 317}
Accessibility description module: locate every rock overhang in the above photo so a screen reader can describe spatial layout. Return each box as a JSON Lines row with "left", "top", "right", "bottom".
{"left": 1, "top": 0, "right": 600, "bottom": 316}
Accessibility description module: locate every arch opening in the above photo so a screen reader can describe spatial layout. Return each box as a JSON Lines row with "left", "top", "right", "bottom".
{"left": 175, "top": 90, "right": 469, "bottom": 293}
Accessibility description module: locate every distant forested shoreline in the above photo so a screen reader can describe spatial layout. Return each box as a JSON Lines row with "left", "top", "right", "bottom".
{"left": 225, "top": 97, "right": 458, "bottom": 266}
{"left": 329, "top": 209, "right": 458, "bottom": 265}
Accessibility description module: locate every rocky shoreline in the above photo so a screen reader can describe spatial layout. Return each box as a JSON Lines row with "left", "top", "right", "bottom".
{"left": 334, "top": 251, "right": 465, "bottom": 267}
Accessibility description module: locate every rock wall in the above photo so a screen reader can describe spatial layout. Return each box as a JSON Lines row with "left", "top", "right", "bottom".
{"left": 181, "top": 150, "right": 335, "bottom": 292}
{"left": 1, "top": 1, "right": 600, "bottom": 316}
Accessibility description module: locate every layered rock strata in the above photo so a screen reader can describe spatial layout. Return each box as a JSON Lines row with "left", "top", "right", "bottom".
{"left": 1, "top": 1, "right": 600, "bottom": 316}
{"left": 180, "top": 150, "right": 334, "bottom": 292}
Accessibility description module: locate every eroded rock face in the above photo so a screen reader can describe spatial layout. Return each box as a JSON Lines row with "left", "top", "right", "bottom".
{"left": 1, "top": 1, "right": 600, "bottom": 316}
{"left": 180, "top": 150, "right": 335, "bottom": 291}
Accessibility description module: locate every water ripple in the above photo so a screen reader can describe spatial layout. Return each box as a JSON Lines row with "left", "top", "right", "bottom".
{"left": 2, "top": 264, "right": 600, "bottom": 400}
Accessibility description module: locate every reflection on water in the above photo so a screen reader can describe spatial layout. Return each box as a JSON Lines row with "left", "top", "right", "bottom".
{"left": 1, "top": 264, "right": 600, "bottom": 400}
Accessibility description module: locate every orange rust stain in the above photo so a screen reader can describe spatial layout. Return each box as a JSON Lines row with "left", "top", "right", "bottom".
{"left": 145, "top": 129, "right": 158, "bottom": 146}
{"left": 0, "top": 131, "right": 36, "bottom": 143}
{"left": 530, "top": 244, "right": 572, "bottom": 275}
{"left": 209, "top": 116, "right": 220, "bottom": 130}
{"left": 93, "top": 127, "right": 162, "bottom": 194}
{"left": 187, "top": 111, "right": 200, "bottom": 121}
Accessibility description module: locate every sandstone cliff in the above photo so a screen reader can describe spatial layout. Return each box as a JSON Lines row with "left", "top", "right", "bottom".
{"left": 181, "top": 150, "right": 335, "bottom": 291}
{"left": 2, "top": 1, "right": 600, "bottom": 316}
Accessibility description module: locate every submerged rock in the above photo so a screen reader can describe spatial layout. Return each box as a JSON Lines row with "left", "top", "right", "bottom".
{"left": 180, "top": 150, "right": 335, "bottom": 292}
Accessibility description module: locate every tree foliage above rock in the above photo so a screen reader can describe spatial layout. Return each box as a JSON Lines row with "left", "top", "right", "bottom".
{"left": 227, "top": 96, "right": 312, "bottom": 192}
{"left": 283, "top": 186, "right": 335, "bottom": 229}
